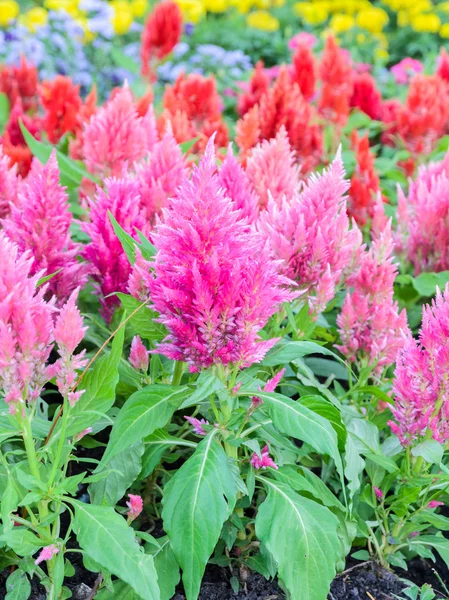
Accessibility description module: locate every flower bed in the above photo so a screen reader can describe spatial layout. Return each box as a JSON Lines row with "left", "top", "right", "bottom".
{"left": 2, "top": 1, "right": 449, "bottom": 600}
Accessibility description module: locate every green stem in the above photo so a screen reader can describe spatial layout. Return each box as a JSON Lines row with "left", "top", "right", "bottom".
{"left": 48, "top": 397, "right": 69, "bottom": 488}
{"left": 209, "top": 395, "right": 221, "bottom": 424}
{"left": 171, "top": 361, "right": 184, "bottom": 386}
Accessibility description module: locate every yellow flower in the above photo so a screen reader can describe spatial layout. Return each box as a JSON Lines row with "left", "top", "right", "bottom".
{"left": 374, "top": 47, "right": 389, "bottom": 61}
{"left": 23, "top": 7, "right": 48, "bottom": 31}
{"left": 0, "top": 0, "right": 19, "bottom": 26}
{"left": 440, "top": 22, "right": 449, "bottom": 36}
{"left": 438, "top": 1, "right": 449, "bottom": 12}
{"left": 411, "top": 12, "right": 441, "bottom": 32}
{"left": 176, "top": 0, "right": 204, "bottom": 23}
{"left": 356, "top": 32, "right": 366, "bottom": 43}
{"left": 329, "top": 13, "right": 355, "bottom": 33}
{"left": 408, "top": 0, "right": 432, "bottom": 14}
{"left": 111, "top": 0, "right": 134, "bottom": 34}
{"left": 356, "top": 7, "right": 389, "bottom": 33}
{"left": 204, "top": 0, "right": 229, "bottom": 13}
{"left": 271, "top": 0, "right": 285, "bottom": 6}
{"left": 397, "top": 10, "right": 408, "bottom": 27}
{"left": 254, "top": 0, "right": 270, "bottom": 8}
{"left": 294, "top": 2, "right": 328, "bottom": 25}
{"left": 247, "top": 9, "right": 280, "bottom": 31}
{"left": 131, "top": 0, "right": 147, "bottom": 18}
{"left": 230, "top": 0, "right": 253, "bottom": 13}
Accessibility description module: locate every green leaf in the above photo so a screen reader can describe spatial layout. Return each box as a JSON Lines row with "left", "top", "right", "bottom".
{"left": 256, "top": 392, "right": 344, "bottom": 481}
{"left": 102, "top": 385, "right": 190, "bottom": 463}
{"left": 117, "top": 294, "right": 166, "bottom": 342}
{"left": 179, "top": 137, "right": 200, "bottom": 154}
{"left": 0, "top": 416, "right": 19, "bottom": 444}
{"left": 109, "top": 212, "right": 139, "bottom": 266}
{"left": 0, "top": 529, "right": 42, "bottom": 556}
{"left": 299, "top": 395, "right": 347, "bottom": 450}
{"left": 411, "top": 535, "right": 449, "bottom": 571}
{"left": 89, "top": 442, "right": 144, "bottom": 506}
{"left": 162, "top": 431, "right": 237, "bottom": 600}
{"left": 145, "top": 536, "right": 180, "bottom": 600}
{"left": 344, "top": 435, "right": 364, "bottom": 500}
{"left": 273, "top": 466, "right": 345, "bottom": 511}
{"left": 261, "top": 340, "right": 343, "bottom": 367}
{"left": 72, "top": 501, "right": 160, "bottom": 600}
{"left": 0, "top": 92, "right": 9, "bottom": 134}
{"left": 111, "top": 48, "right": 140, "bottom": 74}
{"left": 96, "top": 581, "right": 137, "bottom": 600}
{"left": 411, "top": 272, "right": 449, "bottom": 297}
{"left": 140, "top": 430, "right": 196, "bottom": 479}
{"left": 66, "top": 325, "right": 125, "bottom": 436}
{"left": 255, "top": 476, "right": 342, "bottom": 600}
{"left": 5, "top": 569, "right": 31, "bottom": 600}
{"left": 411, "top": 440, "right": 444, "bottom": 466}
{"left": 36, "top": 269, "right": 63, "bottom": 288}
{"left": 19, "top": 120, "right": 98, "bottom": 187}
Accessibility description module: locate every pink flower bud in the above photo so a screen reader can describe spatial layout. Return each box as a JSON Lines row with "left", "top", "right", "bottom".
{"left": 126, "top": 494, "right": 143, "bottom": 522}
{"left": 129, "top": 335, "right": 149, "bottom": 371}
{"left": 373, "top": 486, "right": 383, "bottom": 500}
{"left": 73, "top": 427, "right": 93, "bottom": 443}
{"left": 250, "top": 445, "right": 278, "bottom": 470}
{"left": 427, "top": 501, "right": 444, "bottom": 509}
{"left": 184, "top": 416, "right": 209, "bottom": 436}
{"left": 35, "top": 544, "right": 59, "bottom": 565}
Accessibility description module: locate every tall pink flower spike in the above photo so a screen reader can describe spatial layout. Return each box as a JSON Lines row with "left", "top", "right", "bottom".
{"left": 246, "top": 127, "right": 300, "bottom": 210}
{"left": 337, "top": 222, "right": 410, "bottom": 375}
{"left": 148, "top": 136, "right": 298, "bottom": 372}
{"left": 2, "top": 152, "right": 88, "bottom": 304}
{"left": 218, "top": 144, "right": 259, "bottom": 223}
{"left": 258, "top": 148, "right": 362, "bottom": 317}
{"left": 390, "top": 285, "right": 449, "bottom": 446}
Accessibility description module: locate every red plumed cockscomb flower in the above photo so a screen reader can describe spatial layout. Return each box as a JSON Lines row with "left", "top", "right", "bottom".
{"left": 141, "top": 0, "right": 182, "bottom": 80}
{"left": 2, "top": 97, "right": 41, "bottom": 178}
{"left": 348, "top": 132, "right": 386, "bottom": 228}
{"left": 0, "top": 57, "right": 38, "bottom": 112}
{"left": 291, "top": 42, "right": 316, "bottom": 101}
{"left": 350, "top": 72, "right": 383, "bottom": 121}
{"left": 319, "top": 35, "right": 353, "bottom": 127}
{"left": 237, "top": 61, "right": 270, "bottom": 117}
{"left": 436, "top": 47, "right": 449, "bottom": 83}
{"left": 39, "top": 76, "right": 82, "bottom": 144}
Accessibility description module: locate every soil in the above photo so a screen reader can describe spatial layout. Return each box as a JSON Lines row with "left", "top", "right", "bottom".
{"left": 1, "top": 557, "right": 447, "bottom": 599}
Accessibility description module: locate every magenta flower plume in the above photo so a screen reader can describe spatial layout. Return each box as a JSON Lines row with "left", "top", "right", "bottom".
{"left": 83, "top": 86, "right": 150, "bottom": 177}
{"left": 127, "top": 248, "right": 153, "bottom": 302}
{"left": 184, "top": 416, "right": 209, "bottom": 436}
{"left": 218, "top": 144, "right": 259, "bottom": 222}
{"left": 251, "top": 367, "right": 285, "bottom": 409}
{"left": 389, "top": 286, "right": 449, "bottom": 445}
{"left": 148, "top": 137, "right": 297, "bottom": 372}
{"left": 258, "top": 150, "right": 362, "bottom": 316}
{"left": 250, "top": 445, "right": 278, "bottom": 470}
{"left": 35, "top": 544, "right": 59, "bottom": 566}
{"left": 0, "top": 233, "right": 55, "bottom": 415}
{"left": 428, "top": 501, "right": 444, "bottom": 509}
{"left": 129, "top": 335, "right": 149, "bottom": 371}
{"left": 337, "top": 222, "right": 409, "bottom": 374}
{"left": 136, "top": 126, "right": 188, "bottom": 222}
{"left": 397, "top": 154, "right": 449, "bottom": 273}
{"left": 2, "top": 152, "right": 88, "bottom": 304}
{"left": 246, "top": 127, "right": 300, "bottom": 210}
{"left": 373, "top": 487, "right": 383, "bottom": 500}
{"left": 83, "top": 177, "right": 149, "bottom": 322}
{"left": 0, "top": 144, "right": 18, "bottom": 219}
{"left": 47, "top": 288, "right": 88, "bottom": 406}
{"left": 126, "top": 494, "right": 143, "bottom": 522}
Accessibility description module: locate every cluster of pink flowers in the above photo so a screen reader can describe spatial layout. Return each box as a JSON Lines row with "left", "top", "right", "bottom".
{"left": 389, "top": 286, "right": 449, "bottom": 445}
{"left": 258, "top": 150, "right": 361, "bottom": 316}
{"left": 250, "top": 444, "right": 278, "bottom": 470}
{"left": 147, "top": 138, "right": 298, "bottom": 372}
{"left": 337, "top": 223, "right": 409, "bottom": 375}
{"left": 2, "top": 152, "right": 88, "bottom": 304}
{"left": 0, "top": 232, "right": 86, "bottom": 415}
{"left": 126, "top": 493, "right": 143, "bottom": 522}
{"left": 397, "top": 150, "right": 449, "bottom": 274}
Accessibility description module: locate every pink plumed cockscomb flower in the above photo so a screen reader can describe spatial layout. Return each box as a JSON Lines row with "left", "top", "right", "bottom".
{"left": 0, "top": 233, "right": 55, "bottom": 414}
{"left": 35, "top": 544, "right": 59, "bottom": 566}
{"left": 136, "top": 125, "right": 188, "bottom": 223}
{"left": 251, "top": 368, "right": 285, "bottom": 409}
{"left": 258, "top": 149, "right": 362, "bottom": 317}
{"left": 389, "top": 286, "right": 449, "bottom": 446}
{"left": 184, "top": 416, "right": 209, "bottom": 436}
{"left": 427, "top": 501, "right": 444, "bottom": 509}
{"left": 218, "top": 144, "right": 259, "bottom": 223}
{"left": 246, "top": 127, "right": 300, "bottom": 210}
{"left": 83, "top": 177, "right": 149, "bottom": 322}
{"left": 2, "top": 152, "right": 88, "bottom": 305}
{"left": 337, "top": 222, "right": 410, "bottom": 375}
{"left": 47, "top": 288, "right": 88, "bottom": 407}
{"left": 129, "top": 335, "right": 149, "bottom": 371}
{"left": 373, "top": 487, "right": 383, "bottom": 500}
{"left": 396, "top": 155, "right": 449, "bottom": 274}
{"left": 250, "top": 445, "right": 278, "bottom": 470}
{"left": 82, "top": 86, "right": 152, "bottom": 177}
{"left": 390, "top": 58, "right": 423, "bottom": 85}
{"left": 126, "top": 494, "right": 143, "bottom": 522}
{"left": 148, "top": 137, "right": 297, "bottom": 372}
{"left": 0, "top": 143, "right": 18, "bottom": 219}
